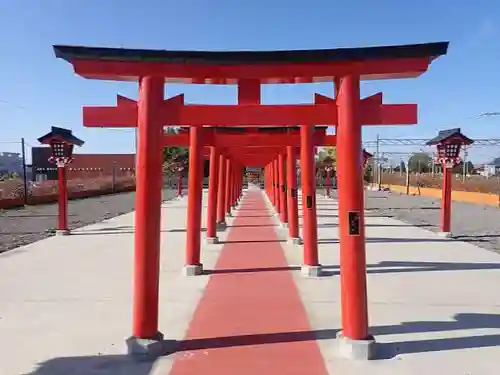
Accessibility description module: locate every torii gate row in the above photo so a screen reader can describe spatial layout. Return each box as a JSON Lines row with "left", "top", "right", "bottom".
{"left": 83, "top": 83, "right": 419, "bottom": 351}
{"left": 53, "top": 42, "right": 448, "bottom": 360}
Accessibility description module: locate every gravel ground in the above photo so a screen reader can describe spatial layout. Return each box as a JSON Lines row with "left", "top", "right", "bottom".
{"left": 321, "top": 188, "right": 500, "bottom": 253}
{"left": 0, "top": 189, "right": 177, "bottom": 253}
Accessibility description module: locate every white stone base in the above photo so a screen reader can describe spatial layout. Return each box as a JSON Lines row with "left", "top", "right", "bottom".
{"left": 438, "top": 231, "right": 452, "bottom": 238}
{"left": 126, "top": 331, "right": 169, "bottom": 359}
{"left": 206, "top": 237, "right": 219, "bottom": 244}
{"left": 335, "top": 331, "right": 376, "bottom": 360}
{"left": 55, "top": 229, "right": 70, "bottom": 236}
{"left": 280, "top": 222, "right": 288, "bottom": 229}
{"left": 216, "top": 221, "right": 227, "bottom": 231}
{"left": 300, "top": 264, "right": 322, "bottom": 277}
{"left": 182, "top": 264, "right": 203, "bottom": 276}
{"left": 287, "top": 237, "right": 303, "bottom": 245}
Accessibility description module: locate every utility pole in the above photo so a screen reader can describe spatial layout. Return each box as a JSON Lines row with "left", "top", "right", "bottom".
{"left": 375, "top": 133, "right": 380, "bottom": 189}
{"left": 462, "top": 145, "right": 468, "bottom": 182}
{"left": 21, "top": 138, "right": 28, "bottom": 205}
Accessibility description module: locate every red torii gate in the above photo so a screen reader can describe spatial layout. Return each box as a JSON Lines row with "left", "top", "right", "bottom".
{"left": 53, "top": 42, "right": 448, "bottom": 360}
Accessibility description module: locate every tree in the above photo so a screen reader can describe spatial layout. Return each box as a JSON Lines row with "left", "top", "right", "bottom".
{"left": 453, "top": 160, "right": 474, "bottom": 174}
{"left": 322, "top": 147, "right": 337, "bottom": 167}
{"left": 163, "top": 128, "right": 188, "bottom": 176}
{"left": 408, "top": 152, "right": 431, "bottom": 173}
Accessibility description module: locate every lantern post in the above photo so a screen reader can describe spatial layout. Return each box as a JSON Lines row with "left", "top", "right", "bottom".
{"left": 426, "top": 128, "right": 474, "bottom": 237}
{"left": 37, "top": 126, "right": 84, "bottom": 235}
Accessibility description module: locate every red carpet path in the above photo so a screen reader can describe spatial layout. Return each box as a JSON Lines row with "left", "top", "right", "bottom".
{"left": 169, "top": 190, "right": 328, "bottom": 375}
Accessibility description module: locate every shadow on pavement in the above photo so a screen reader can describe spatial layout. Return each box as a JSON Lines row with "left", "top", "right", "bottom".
{"left": 25, "top": 354, "right": 155, "bottom": 375}
{"left": 318, "top": 237, "right": 454, "bottom": 244}
{"left": 317, "top": 223, "right": 433, "bottom": 228}
{"left": 205, "top": 260, "right": 500, "bottom": 277}
{"left": 167, "top": 312, "right": 500, "bottom": 359}
{"left": 374, "top": 313, "right": 500, "bottom": 359}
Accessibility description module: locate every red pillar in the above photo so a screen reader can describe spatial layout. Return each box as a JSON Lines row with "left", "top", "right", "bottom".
{"left": 279, "top": 152, "right": 288, "bottom": 225}
{"left": 266, "top": 165, "right": 271, "bottom": 198}
{"left": 231, "top": 167, "right": 237, "bottom": 207}
{"left": 300, "top": 125, "right": 320, "bottom": 274}
{"left": 274, "top": 158, "right": 281, "bottom": 215}
{"left": 225, "top": 158, "right": 232, "bottom": 215}
{"left": 286, "top": 146, "right": 300, "bottom": 243}
{"left": 184, "top": 126, "right": 204, "bottom": 275}
{"left": 337, "top": 74, "right": 369, "bottom": 341}
{"left": 216, "top": 154, "right": 227, "bottom": 228}
{"left": 131, "top": 76, "right": 164, "bottom": 342}
{"left": 206, "top": 146, "right": 219, "bottom": 243}
{"left": 441, "top": 166, "right": 452, "bottom": 235}
{"left": 270, "top": 163, "right": 275, "bottom": 205}
{"left": 265, "top": 165, "right": 269, "bottom": 197}
{"left": 57, "top": 164, "right": 69, "bottom": 235}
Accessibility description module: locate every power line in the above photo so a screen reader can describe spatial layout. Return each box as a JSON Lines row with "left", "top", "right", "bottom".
{"left": 363, "top": 138, "right": 500, "bottom": 147}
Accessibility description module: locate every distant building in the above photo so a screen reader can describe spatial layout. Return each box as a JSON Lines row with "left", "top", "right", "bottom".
{"left": 0, "top": 152, "right": 24, "bottom": 176}
{"left": 483, "top": 164, "right": 500, "bottom": 178}
{"left": 31, "top": 147, "right": 135, "bottom": 181}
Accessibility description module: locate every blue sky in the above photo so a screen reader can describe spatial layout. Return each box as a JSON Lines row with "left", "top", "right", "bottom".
{"left": 1, "top": 0, "right": 499, "bottom": 163}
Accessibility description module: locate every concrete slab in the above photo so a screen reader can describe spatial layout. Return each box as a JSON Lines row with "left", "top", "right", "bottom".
{"left": 283, "top": 193, "right": 500, "bottom": 374}
{"left": 0, "top": 191, "right": 228, "bottom": 375}
{"left": 3, "top": 188, "right": 500, "bottom": 374}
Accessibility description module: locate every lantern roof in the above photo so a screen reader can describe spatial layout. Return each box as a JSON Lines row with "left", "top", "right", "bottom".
{"left": 363, "top": 149, "right": 373, "bottom": 158}
{"left": 426, "top": 128, "right": 474, "bottom": 146}
{"left": 37, "top": 126, "right": 85, "bottom": 146}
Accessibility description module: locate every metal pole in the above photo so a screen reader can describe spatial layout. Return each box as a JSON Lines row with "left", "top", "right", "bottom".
{"left": 21, "top": 138, "right": 28, "bottom": 205}
{"left": 112, "top": 161, "right": 117, "bottom": 193}
{"left": 462, "top": 146, "right": 468, "bottom": 182}
{"left": 431, "top": 153, "right": 435, "bottom": 178}
{"left": 375, "top": 133, "right": 380, "bottom": 189}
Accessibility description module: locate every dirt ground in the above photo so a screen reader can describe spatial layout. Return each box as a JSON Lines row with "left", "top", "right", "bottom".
{"left": 319, "top": 188, "right": 500, "bottom": 253}
{"left": 0, "top": 189, "right": 177, "bottom": 253}
{"left": 363, "top": 190, "right": 500, "bottom": 253}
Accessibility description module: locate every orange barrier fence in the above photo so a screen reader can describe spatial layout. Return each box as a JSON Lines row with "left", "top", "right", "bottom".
{"left": 380, "top": 183, "right": 500, "bottom": 207}
{"left": 0, "top": 176, "right": 136, "bottom": 209}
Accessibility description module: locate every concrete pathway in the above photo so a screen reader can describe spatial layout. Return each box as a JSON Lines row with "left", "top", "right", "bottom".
{"left": 289, "top": 193, "right": 500, "bottom": 375}
{"left": 1, "top": 188, "right": 500, "bottom": 374}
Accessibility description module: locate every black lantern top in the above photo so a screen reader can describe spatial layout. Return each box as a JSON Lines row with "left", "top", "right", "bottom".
{"left": 37, "top": 126, "right": 84, "bottom": 165}
{"left": 426, "top": 128, "right": 474, "bottom": 166}
{"left": 362, "top": 149, "right": 373, "bottom": 160}
{"left": 362, "top": 149, "right": 373, "bottom": 167}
